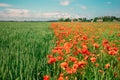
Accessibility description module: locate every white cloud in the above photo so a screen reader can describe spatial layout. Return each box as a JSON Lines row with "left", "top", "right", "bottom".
{"left": 80, "top": 5, "right": 87, "bottom": 10}
{"left": 6, "top": 8, "right": 30, "bottom": 17}
{"left": 0, "top": 3, "right": 11, "bottom": 7}
{"left": 0, "top": 8, "right": 71, "bottom": 21}
{"left": 0, "top": 8, "right": 30, "bottom": 21}
{"left": 105, "top": 10, "right": 120, "bottom": 17}
{"left": 60, "top": 0, "right": 70, "bottom": 6}
{"left": 106, "top": 1, "right": 111, "bottom": 5}
{"left": 34, "top": 12, "right": 71, "bottom": 19}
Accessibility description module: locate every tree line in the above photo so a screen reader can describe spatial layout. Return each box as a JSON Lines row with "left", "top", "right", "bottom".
{"left": 58, "top": 16, "right": 120, "bottom": 22}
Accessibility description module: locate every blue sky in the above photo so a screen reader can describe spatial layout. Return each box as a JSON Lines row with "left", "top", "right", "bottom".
{"left": 0, "top": 0, "right": 120, "bottom": 21}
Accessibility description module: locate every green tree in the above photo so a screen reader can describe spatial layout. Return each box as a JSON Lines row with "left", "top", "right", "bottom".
{"left": 94, "top": 17, "right": 98, "bottom": 22}
{"left": 64, "top": 18, "right": 71, "bottom": 22}
{"left": 59, "top": 18, "right": 64, "bottom": 22}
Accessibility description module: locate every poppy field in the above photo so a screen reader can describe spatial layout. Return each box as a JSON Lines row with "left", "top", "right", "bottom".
{"left": 44, "top": 22, "right": 120, "bottom": 80}
{"left": 0, "top": 22, "right": 120, "bottom": 80}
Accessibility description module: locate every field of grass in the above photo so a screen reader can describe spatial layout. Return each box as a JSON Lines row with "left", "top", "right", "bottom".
{"left": 0, "top": 22, "right": 55, "bottom": 80}
{"left": 0, "top": 22, "right": 120, "bottom": 80}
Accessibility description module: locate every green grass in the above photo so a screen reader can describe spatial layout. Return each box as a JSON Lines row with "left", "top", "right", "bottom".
{"left": 0, "top": 22, "right": 120, "bottom": 80}
{"left": 0, "top": 22, "right": 55, "bottom": 80}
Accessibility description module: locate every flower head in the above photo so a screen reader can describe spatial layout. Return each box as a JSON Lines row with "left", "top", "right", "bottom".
{"left": 43, "top": 75, "right": 50, "bottom": 80}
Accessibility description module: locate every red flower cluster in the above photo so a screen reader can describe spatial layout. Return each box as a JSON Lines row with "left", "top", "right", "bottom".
{"left": 43, "top": 22, "right": 120, "bottom": 80}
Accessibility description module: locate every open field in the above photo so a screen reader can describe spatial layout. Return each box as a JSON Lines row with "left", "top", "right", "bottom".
{"left": 0, "top": 22, "right": 120, "bottom": 80}
{"left": 0, "top": 22, "right": 55, "bottom": 80}
{"left": 46, "top": 22, "right": 120, "bottom": 80}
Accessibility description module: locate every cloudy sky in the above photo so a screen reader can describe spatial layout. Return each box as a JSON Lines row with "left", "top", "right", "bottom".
{"left": 0, "top": 0, "right": 120, "bottom": 21}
